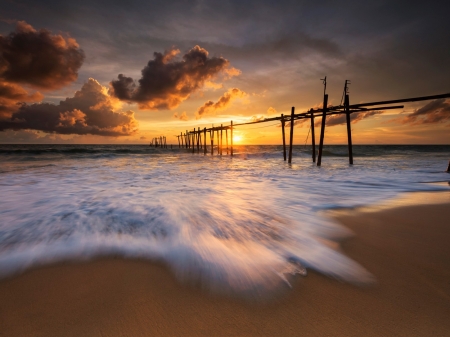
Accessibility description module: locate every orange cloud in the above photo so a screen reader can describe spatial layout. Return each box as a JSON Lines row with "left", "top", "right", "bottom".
{"left": 110, "top": 45, "right": 239, "bottom": 110}
{"left": 196, "top": 88, "right": 246, "bottom": 119}
{"left": 0, "top": 79, "right": 138, "bottom": 136}
{"left": 401, "top": 99, "right": 450, "bottom": 125}
{"left": 0, "top": 21, "right": 85, "bottom": 90}
{"left": 173, "top": 111, "right": 189, "bottom": 121}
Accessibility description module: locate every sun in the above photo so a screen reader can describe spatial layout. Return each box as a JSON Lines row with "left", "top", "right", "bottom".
{"left": 233, "top": 134, "right": 243, "bottom": 143}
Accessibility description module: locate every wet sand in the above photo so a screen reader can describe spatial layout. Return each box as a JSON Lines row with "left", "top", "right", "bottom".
{"left": 1, "top": 193, "right": 449, "bottom": 337}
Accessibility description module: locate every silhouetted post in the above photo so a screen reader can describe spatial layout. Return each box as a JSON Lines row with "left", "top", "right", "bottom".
{"left": 177, "top": 136, "right": 180, "bottom": 148}
{"left": 226, "top": 128, "right": 229, "bottom": 155}
{"left": 281, "top": 114, "right": 286, "bottom": 161}
{"left": 204, "top": 127, "right": 207, "bottom": 155}
{"left": 447, "top": 160, "right": 450, "bottom": 172}
{"left": 192, "top": 130, "right": 195, "bottom": 154}
{"left": 210, "top": 130, "right": 214, "bottom": 155}
{"left": 199, "top": 130, "right": 202, "bottom": 150}
{"left": 186, "top": 130, "right": 189, "bottom": 148}
{"left": 317, "top": 94, "right": 328, "bottom": 167}
{"left": 345, "top": 94, "right": 353, "bottom": 164}
{"left": 310, "top": 110, "right": 316, "bottom": 162}
{"left": 220, "top": 124, "right": 223, "bottom": 156}
{"left": 197, "top": 128, "right": 200, "bottom": 153}
{"left": 230, "top": 121, "right": 233, "bottom": 156}
{"left": 288, "top": 107, "right": 295, "bottom": 163}
{"left": 217, "top": 128, "right": 220, "bottom": 154}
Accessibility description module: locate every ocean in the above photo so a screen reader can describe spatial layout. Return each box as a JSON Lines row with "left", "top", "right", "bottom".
{"left": 0, "top": 144, "right": 449, "bottom": 295}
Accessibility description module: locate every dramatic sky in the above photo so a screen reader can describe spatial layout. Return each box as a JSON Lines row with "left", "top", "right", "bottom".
{"left": 1, "top": 0, "right": 449, "bottom": 144}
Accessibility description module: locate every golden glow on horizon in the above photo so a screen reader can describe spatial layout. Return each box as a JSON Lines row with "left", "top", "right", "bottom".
{"left": 233, "top": 134, "right": 243, "bottom": 143}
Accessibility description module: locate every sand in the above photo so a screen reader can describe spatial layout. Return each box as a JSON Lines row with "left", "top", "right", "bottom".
{"left": 1, "top": 192, "right": 450, "bottom": 337}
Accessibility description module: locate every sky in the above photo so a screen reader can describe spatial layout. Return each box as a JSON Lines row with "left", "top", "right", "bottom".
{"left": 0, "top": 0, "right": 449, "bottom": 145}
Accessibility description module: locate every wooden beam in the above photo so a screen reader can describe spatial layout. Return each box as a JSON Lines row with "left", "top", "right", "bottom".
{"left": 288, "top": 107, "right": 295, "bottom": 164}
{"left": 317, "top": 94, "right": 328, "bottom": 167}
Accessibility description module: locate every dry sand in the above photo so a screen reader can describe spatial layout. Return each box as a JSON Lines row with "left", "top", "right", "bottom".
{"left": 1, "top": 192, "right": 450, "bottom": 337}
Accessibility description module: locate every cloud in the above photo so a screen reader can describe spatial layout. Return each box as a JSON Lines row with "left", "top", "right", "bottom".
{"left": 267, "top": 107, "right": 277, "bottom": 115}
{"left": 196, "top": 88, "right": 246, "bottom": 119}
{"left": 314, "top": 110, "right": 384, "bottom": 127}
{"left": 110, "top": 45, "right": 239, "bottom": 110}
{"left": 401, "top": 99, "right": 450, "bottom": 125}
{"left": 0, "top": 21, "right": 85, "bottom": 90}
{"left": 0, "top": 81, "right": 43, "bottom": 119}
{"left": 173, "top": 111, "right": 189, "bottom": 121}
{"left": 0, "top": 78, "right": 138, "bottom": 136}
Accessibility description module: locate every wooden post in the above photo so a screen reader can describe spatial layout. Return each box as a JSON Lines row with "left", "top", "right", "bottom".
{"left": 226, "top": 128, "right": 229, "bottom": 155}
{"left": 345, "top": 94, "right": 353, "bottom": 165}
{"left": 217, "top": 128, "right": 220, "bottom": 154}
{"left": 186, "top": 130, "right": 189, "bottom": 148}
{"left": 204, "top": 127, "right": 207, "bottom": 155}
{"left": 210, "top": 130, "right": 214, "bottom": 155}
{"left": 288, "top": 107, "right": 295, "bottom": 164}
{"left": 281, "top": 114, "right": 286, "bottom": 161}
{"left": 180, "top": 132, "right": 183, "bottom": 147}
{"left": 197, "top": 128, "right": 200, "bottom": 153}
{"left": 317, "top": 94, "right": 328, "bottom": 167}
{"left": 192, "top": 130, "right": 195, "bottom": 154}
{"left": 230, "top": 121, "right": 233, "bottom": 156}
{"left": 447, "top": 160, "right": 450, "bottom": 172}
{"left": 220, "top": 124, "right": 223, "bottom": 156}
{"left": 310, "top": 110, "right": 316, "bottom": 163}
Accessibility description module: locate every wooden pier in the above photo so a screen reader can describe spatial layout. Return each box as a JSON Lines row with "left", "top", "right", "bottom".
{"left": 170, "top": 80, "right": 450, "bottom": 165}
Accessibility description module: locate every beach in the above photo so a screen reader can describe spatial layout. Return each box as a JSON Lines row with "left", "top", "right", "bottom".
{"left": 1, "top": 192, "right": 449, "bottom": 337}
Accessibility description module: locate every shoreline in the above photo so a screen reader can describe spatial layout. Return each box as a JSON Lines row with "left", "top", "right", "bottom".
{"left": 1, "top": 192, "right": 449, "bottom": 336}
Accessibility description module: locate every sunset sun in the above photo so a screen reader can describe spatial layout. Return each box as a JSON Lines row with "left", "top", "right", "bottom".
{"left": 233, "top": 134, "right": 243, "bottom": 143}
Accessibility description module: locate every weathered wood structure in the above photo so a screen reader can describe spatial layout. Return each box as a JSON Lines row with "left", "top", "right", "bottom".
{"left": 170, "top": 80, "right": 450, "bottom": 165}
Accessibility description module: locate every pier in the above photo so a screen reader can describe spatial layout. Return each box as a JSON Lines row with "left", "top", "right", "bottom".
{"left": 170, "top": 79, "right": 450, "bottom": 166}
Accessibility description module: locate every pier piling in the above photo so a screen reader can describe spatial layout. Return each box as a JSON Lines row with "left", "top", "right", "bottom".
{"left": 317, "top": 94, "right": 328, "bottom": 167}
{"left": 288, "top": 107, "right": 295, "bottom": 164}
{"left": 281, "top": 114, "right": 286, "bottom": 161}
{"left": 231, "top": 121, "right": 234, "bottom": 156}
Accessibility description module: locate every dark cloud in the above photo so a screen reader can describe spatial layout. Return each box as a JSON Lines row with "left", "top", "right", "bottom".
{"left": 110, "top": 46, "right": 238, "bottom": 110}
{"left": 402, "top": 99, "right": 450, "bottom": 125}
{"left": 314, "top": 110, "right": 383, "bottom": 127}
{"left": 196, "top": 88, "right": 246, "bottom": 119}
{"left": 0, "top": 79, "right": 138, "bottom": 136}
{"left": 0, "top": 21, "right": 85, "bottom": 89}
{"left": 331, "top": 110, "right": 382, "bottom": 126}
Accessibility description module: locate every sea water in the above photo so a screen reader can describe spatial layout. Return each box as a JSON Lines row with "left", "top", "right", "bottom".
{"left": 0, "top": 145, "right": 449, "bottom": 295}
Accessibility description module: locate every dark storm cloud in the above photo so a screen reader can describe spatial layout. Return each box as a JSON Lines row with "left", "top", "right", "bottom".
{"left": 110, "top": 46, "right": 237, "bottom": 110}
{"left": 0, "top": 21, "right": 85, "bottom": 89}
{"left": 402, "top": 99, "right": 450, "bottom": 125}
{"left": 196, "top": 88, "right": 246, "bottom": 119}
{"left": 0, "top": 79, "right": 138, "bottom": 136}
